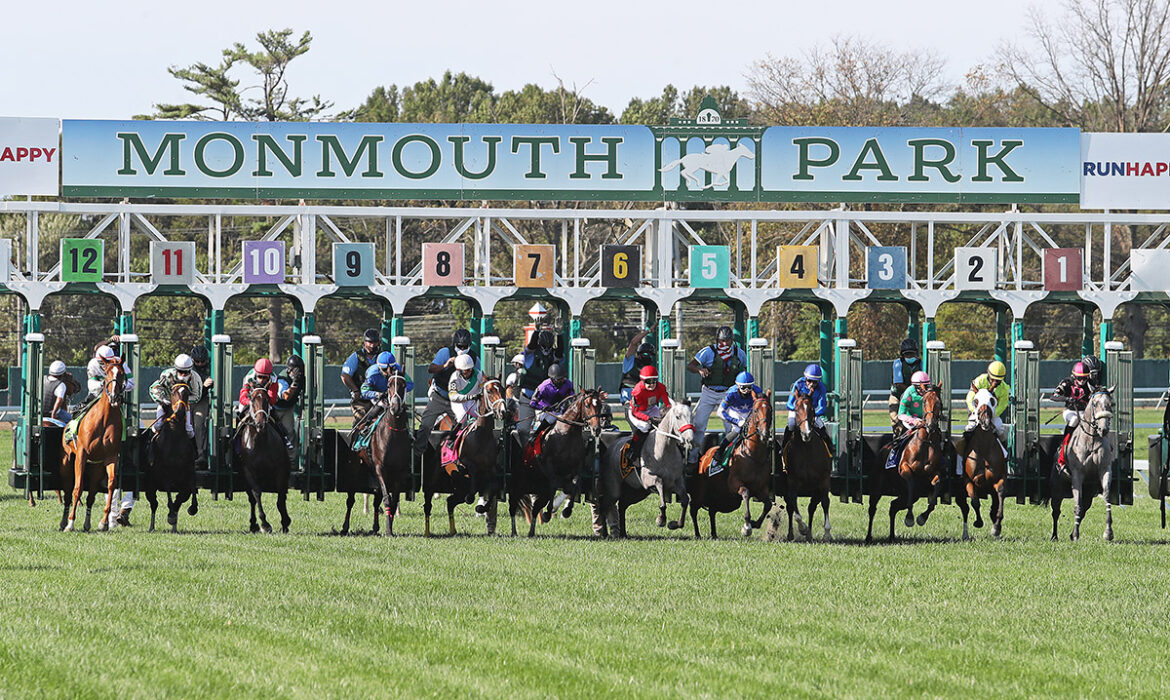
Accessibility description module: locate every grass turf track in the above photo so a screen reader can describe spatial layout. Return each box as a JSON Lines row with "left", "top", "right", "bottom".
{"left": 3, "top": 436, "right": 1170, "bottom": 698}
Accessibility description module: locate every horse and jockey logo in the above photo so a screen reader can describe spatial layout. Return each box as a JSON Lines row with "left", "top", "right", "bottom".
{"left": 659, "top": 143, "right": 754, "bottom": 190}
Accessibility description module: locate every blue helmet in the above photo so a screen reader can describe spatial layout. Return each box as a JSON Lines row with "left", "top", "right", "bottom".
{"left": 376, "top": 351, "right": 396, "bottom": 369}
{"left": 803, "top": 364, "right": 823, "bottom": 382}
{"left": 735, "top": 371, "right": 755, "bottom": 386}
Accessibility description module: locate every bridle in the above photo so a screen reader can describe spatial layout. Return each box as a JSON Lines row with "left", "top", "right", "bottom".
{"left": 742, "top": 395, "right": 773, "bottom": 446}
{"left": 1077, "top": 390, "right": 1113, "bottom": 440}
{"left": 103, "top": 362, "right": 125, "bottom": 407}
{"left": 480, "top": 378, "right": 507, "bottom": 419}
{"left": 167, "top": 383, "right": 190, "bottom": 428}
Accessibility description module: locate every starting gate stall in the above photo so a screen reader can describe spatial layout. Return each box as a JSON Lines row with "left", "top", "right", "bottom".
{"left": 1010, "top": 340, "right": 1043, "bottom": 503}
{"left": 747, "top": 338, "right": 774, "bottom": 399}
{"left": 299, "top": 335, "right": 328, "bottom": 500}
{"left": 1104, "top": 341, "right": 1134, "bottom": 504}
{"left": 10, "top": 331, "right": 46, "bottom": 496}
{"left": 205, "top": 334, "right": 236, "bottom": 496}
{"left": 568, "top": 338, "right": 595, "bottom": 390}
{"left": 658, "top": 339, "right": 687, "bottom": 403}
{"left": 832, "top": 338, "right": 864, "bottom": 502}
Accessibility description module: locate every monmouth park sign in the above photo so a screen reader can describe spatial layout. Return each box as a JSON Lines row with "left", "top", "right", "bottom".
{"left": 59, "top": 119, "right": 1081, "bottom": 204}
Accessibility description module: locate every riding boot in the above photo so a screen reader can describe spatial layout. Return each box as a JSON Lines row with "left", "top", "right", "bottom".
{"left": 953, "top": 432, "right": 971, "bottom": 475}
{"left": 272, "top": 418, "right": 295, "bottom": 452}
{"left": 778, "top": 427, "right": 793, "bottom": 454}
{"left": 712, "top": 436, "right": 731, "bottom": 465}
{"left": 1057, "top": 425, "right": 1073, "bottom": 471}
{"left": 624, "top": 430, "right": 646, "bottom": 471}
{"left": 817, "top": 424, "right": 834, "bottom": 452}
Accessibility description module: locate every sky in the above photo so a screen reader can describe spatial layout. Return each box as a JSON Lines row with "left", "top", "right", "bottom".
{"left": 0, "top": 0, "right": 1064, "bottom": 121}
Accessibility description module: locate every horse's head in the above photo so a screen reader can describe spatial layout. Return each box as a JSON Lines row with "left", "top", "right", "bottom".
{"left": 1086, "top": 390, "right": 1114, "bottom": 438}
{"left": 579, "top": 388, "right": 606, "bottom": 439}
{"left": 169, "top": 383, "right": 191, "bottom": 424}
{"left": 249, "top": 387, "right": 270, "bottom": 428}
{"left": 973, "top": 388, "right": 996, "bottom": 432}
{"left": 103, "top": 360, "right": 126, "bottom": 407}
{"left": 921, "top": 385, "right": 942, "bottom": 433}
{"left": 386, "top": 373, "right": 407, "bottom": 418}
{"left": 663, "top": 400, "right": 695, "bottom": 453}
{"left": 481, "top": 377, "right": 507, "bottom": 421}
{"left": 793, "top": 391, "right": 813, "bottom": 442}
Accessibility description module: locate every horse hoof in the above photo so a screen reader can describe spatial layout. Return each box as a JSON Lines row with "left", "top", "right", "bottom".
{"left": 667, "top": 521, "right": 681, "bottom": 530}
{"left": 281, "top": 526, "right": 289, "bottom": 534}
{"left": 188, "top": 505, "right": 198, "bottom": 516}
{"left": 823, "top": 532, "right": 833, "bottom": 543}
{"left": 915, "top": 513, "right": 928, "bottom": 527}
{"left": 561, "top": 507, "right": 573, "bottom": 519}
{"left": 903, "top": 515, "right": 914, "bottom": 528}
{"left": 1104, "top": 530, "right": 1114, "bottom": 542}
{"left": 655, "top": 516, "right": 666, "bottom": 528}
{"left": 741, "top": 524, "right": 752, "bottom": 537}
{"left": 974, "top": 520, "right": 983, "bottom": 529}
{"left": 250, "top": 523, "right": 260, "bottom": 533}
{"left": 171, "top": 524, "right": 178, "bottom": 534}
{"left": 474, "top": 504, "right": 487, "bottom": 514}
{"left": 93, "top": 522, "right": 103, "bottom": 533}
{"left": 339, "top": 528, "right": 349, "bottom": 536}
{"left": 167, "top": 513, "right": 178, "bottom": 527}
{"left": 538, "top": 512, "right": 551, "bottom": 524}
{"left": 797, "top": 523, "right": 810, "bottom": 538}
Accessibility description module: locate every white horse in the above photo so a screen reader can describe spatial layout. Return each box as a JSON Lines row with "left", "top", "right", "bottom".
{"left": 659, "top": 143, "right": 754, "bottom": 189}
{"left": 1051, "top": 389, "right": 1115, "bottom": 541}
{"left": 596, "top": 402, "right": 695, "bottom": 538}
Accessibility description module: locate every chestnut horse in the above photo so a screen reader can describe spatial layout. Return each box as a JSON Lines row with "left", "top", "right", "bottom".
{"left": 424, "top": 377, "right": 507, "bottom": 536}
{"left": 238, "top": 387, "right": 291, "bottom": 533}
{"left": 772, "top": 392, "right": 833, "bottom": 542}
{"left": 343, "top": 372, "right": 411, "bottom": 536}
{"left": 144, "top": 382, "right": 198, "bottom": 532}
{"left": 689, "top": 393, "right": 776, "bottom": 539}
{"left": 867, "top": 385, "right": 944, "bottom": 542}
{"left": 60, "top": 361, "right": 126, "bottom": 532}
{"left": 957, "top": 389, "right": 1007, "bottom": 539}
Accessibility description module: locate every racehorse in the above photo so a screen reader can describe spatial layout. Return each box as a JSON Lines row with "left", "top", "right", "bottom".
{"left": 238, "top": 387, "right": 291, "bottom": 533}
{"left": 423, "top": 377, "right": 507, "bottom": 536}
{"left": 867, "top": 385, "right": 944, "bottom": 542}
{"left": 771, "top": 392, "right": 833, "bottom": 542}
{"left": 342, "top": 373, "right": 411, "bottom": 536}
{"left": 689, "top": 393, "right": 776, "bottom": 539}
{"left": 508, "top": 388, "right": 606, "bottom": 537}
{"left": 144, "top": 382, "right": 198, "bottom": 532}
{"left": 1051, "top": 389, "right": 1115, "bottom": 541}
{"left": 956, "top": 389, "right": 1007, "bottom": 539}
{"left": 595, "top": 401, "right": 694, "bottom": 538}
{"left": 60, "top": 361, "right": 125, "bottom": 532}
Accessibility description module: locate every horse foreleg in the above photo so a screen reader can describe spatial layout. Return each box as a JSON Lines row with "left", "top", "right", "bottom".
{"left": 247, "top": 490, "right": 259, "bottom": 533}
{"left": 1050, "top": 490, "right": 1062, "bottom": 541}
{"left": 805, "top": 497, "right": 818, "bottom": 543}
{"left": 739, "top": 487, "right": 753, "bottom": 537}
{"left": 509, "top": 493, "right": 519, "bottom": 537}
{"left": 65, "top": 448, "right": 86, "bottom": 531}
{"left": 446, "top": 493, "right": 459, "bottom": 536}
{"left": 1101, "top": 468, "right": 1113, "bottom": 542}
{"left": 1070, "top": 474, "right": 1084, "bottom": 542}
{"left": 277, "top": 488, "right": 291, "bottom": 534}
{"left": 59, "top": 491, "right": 71, "bottom": 531}
{"left": 670, "top": 480, "right": 688, "bottom": 531}
{"left": 188, "top": 491, "right": 198, "bottom": 517}
{"left": 655, "top": 483, "right": 667, "bottom": 528}
{"left": 992, "top": 481, "right": 1005, "bottom": 538}
{"left": 84, "top": 491, "right": 96, "bottom": 532}
{"left": 866, "top": 493, "right": 879, "bottom": 543}
{"left": 170, "top": 490, "right": 191, "bottom": 533}
{"left": 424, "top": 491, "right": 433, "bottom": 537}
{"left": 903, "top": 476, "right": 916, "bottom": 528}
{"left": 341, "top": 492, "right": 355, "bottom": 535}
{"left": 99, "top": 461, "right": 116, "bottom": 531}
{"left": 751, "top": 498, "right": 774, "bottom": 531}
{"left": 146, "top": 489, "right": 159, "bottom": 532}
{"left": 916, "top": 477, "right": 941, "bottom": 527}
{"left": 376, "top": 472, "right": 392, "bottom": 537}
{"left": 785, "top": 494, "right": 796, "bottom": 541}
{"left": 709, "top": 505, "right": 719, "bottom": 540}
{"left": 690, "top": 499, "right": 701, "bottom": 539}
{"left": 386, "top": 492, "right": 400, "bottom": 537}
{"left": 821, "top": 493, "right": 832, "bottom": 542}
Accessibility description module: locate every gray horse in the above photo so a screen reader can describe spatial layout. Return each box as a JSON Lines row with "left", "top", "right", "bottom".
{"left": 1051, "top": 389, "right": 1115, "bottom": 541}
{"left": 595, "top": 401, "right": 695, "bottom": 538}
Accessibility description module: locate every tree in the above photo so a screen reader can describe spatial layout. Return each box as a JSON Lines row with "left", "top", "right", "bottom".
{"left": 620, "top": 85, "right": 751, "bottom": 125}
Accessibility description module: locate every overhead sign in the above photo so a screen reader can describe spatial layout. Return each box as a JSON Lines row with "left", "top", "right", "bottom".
{"left": 777, "top": 246, "right": 817, "bottom": 288}
{"left": 242, "top": 241, "right": 285, "bottom": 284}
{"left": 866, "top": 246, "right": 907, "bottom": 290}
{"left": 600, "top": 245, "right": 640, "bottom": 288}
{"left": 760, "top": 127, "right": 1079, "bottom": 204}
{"left": 422, "top": 243, "right": 464, "bottom": 286}
{"left": 688, "top": 245, "right": 730, "bottom": 288}
{"left": 150, "top": 241, "right": 195, "bottom": 284}
{"left": 0, "top": 117, "right": 60, "bottom": 196}
{"left": 1081, "top": 133, "right": 1170, "bottom": 210}
{"left": 514, "top": 244, "right": 554, "bottom": 287}
{"left": 61, "top": 239, "right": 103, "bottom": 282}
{"left": 1130, "top": 250, "right": 1170, "bottom": 291}
{"left": 1043, "top": 248, "right": 1083, "bottom": 291}
{"left": 333, "top": 242, "right": 375, "bottom": 286}
{"left": 954, "top": 248, "right": 997, "bottom": 291}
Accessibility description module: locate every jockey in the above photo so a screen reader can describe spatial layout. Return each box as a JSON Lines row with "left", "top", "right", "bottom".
{"left": 895, "top": 371, "right": 932, "bottom": 435}
{"left": 149, "top": 353, "right": 202, "bottom": 437}
{"left": 341, "top": 328, "right": 382, "bottom": 421}
{"left": 517, "top": 329, "right": 564, "bottom": 435}
{"left": 1051, "top": 360, "right": 1101, "bottom": 470}
{"left": 953, "top": 360, "right": 1011, "bottom": 470}
{"left": 274, "top": 354, "right": 307, "bottom": 457}
{"left": 42, "top": 360, "right": 80, "bottom": 424}
{"left": 448, "top": 353, "right": 484, "bottom": 425}
{"left": 505, "top": 353, "right": 526, "bottom": 390}
{"left": 709, "top": 371, "right": 763, "bottom": 473}
{"left": 686, "top": 325, "right": 747, "bottom": 464}
{"left": 1081, "top": 354, "right": 1105, "bottom": 386}
{"left": 86, "top": 344, "right": 135, "bottom": 399}
{"left": 619, "top": 329, "right": 655, "bottom": 403}
{"left": 780, "top": 364, "right": 830, "bottom": 452}
{"left": 889, "top": 337, "right": 923, "bottom": 427}
{"left": 189, "top": 344, "right": 214, "bottom": 468}
{"left": 528, "top": 362, "right": 575, "bottom": 442}
{"left": 238, "top": 358, "right": 294, "bottom": 451}
{"left": 352, "top": 351, "right": 414, "bottom": 438}
{"left": 414, "top": 329, "right": 479, "bottom": 454}
{"left": 626, "top": 365, "right": 672, "bottom": 469}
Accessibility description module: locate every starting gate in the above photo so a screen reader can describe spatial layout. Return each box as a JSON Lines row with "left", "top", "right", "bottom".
{"left": 833, "top": 338, "right": 864, "bottom": 502}
{"left": 208, "top": 334, "right": 235, "bottom": 496}
{"left": 925, "top": 341, "right": 952, "bottom": 435}
{"left": 569, "top": 338, "right": 596, "bottom": 390}
{"left": 659, "top": 339, "right": 687, "bottom": 403}
{"left": 1104, "top": 341, "right": 1134, "bottom": 504}
{"left": 747, "top": 338, "right": 774, "bottom": 398}
{"left": 1010, "top": 340, "right": 1041, "bottom": 502}
{"left": 118, "top": 333, "right": 142, "bottom": 495}
{"left": 479, "top": 336, "right": 505, "bottom": 380}
{"left": 12, "top": 332, "right": 45, "bottom": 496}
{"left": 390, "top": 335, "right": 418, "bottom": 498}
{"left": 300, "top": 335, "right": 327, "bottom": 499}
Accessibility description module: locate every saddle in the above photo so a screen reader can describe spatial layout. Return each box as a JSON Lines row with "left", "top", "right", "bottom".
{"left": 351, "top": 410, "right": 386, "bottom": 454}
{"left": 697, "top": 446, "right": 719, "bottom": 478}
{"left": 884, "top": 432, "right": 913, "bottom": 470}
{"left": 438, "top": 420, "right": 474, "bottom": 476}
{"left": 523, "top": 429, "right": 547, "bottom": 467}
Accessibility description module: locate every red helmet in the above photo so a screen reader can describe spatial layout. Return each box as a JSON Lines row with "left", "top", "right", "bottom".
{"left": 253, "top": 358, "right": 274, "bottom": 376}
{"left": 639, "top": 366, "right": 659, "bottom": 381}
{"left": 1072, "top": 361, "right": 1088, "bottom": 378}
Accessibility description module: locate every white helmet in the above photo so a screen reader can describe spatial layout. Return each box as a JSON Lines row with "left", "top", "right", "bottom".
{"left": 49, "top": 360, "right": 66, "bottom": 376}
{"left": 97, "top": 345, "right": 116, "bottom": 360}
{"left": 174, "top": 354, "right": 194, "bottom": 371}
{"left": 511, "top": 353, "right": 525, "bottom": 365}
{"left": 455, "top": 354, "right": 474, "bottom": 371}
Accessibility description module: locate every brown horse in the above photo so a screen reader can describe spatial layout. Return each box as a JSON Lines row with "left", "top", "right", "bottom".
{"left": 772, "top": 392, "right": 833, "bottom": 542}
{"left": 144, "top": 382, "right": 198, "bottom": 532}
{"left": 957, "top": 390, "right": 1007, "bottom": 539}
{"left": 343, "top": 373, "right": 411, "bottom": 536}
{"left": 867, "top": 385, "right": 944, "bottom": 542}
{"left": 423, "top": 377, "right": 507, "bottom": 536}
{"left": 238, "top": 387, "right": 291, "bottom": 533}
{"left": 689, "top": 393, "right": 775, "bottom": 539}
{"left": 509, "top": 389, "right": 606, "bottom": 536}
{"left": 60, "top": 361, "right": 125, "bottom": 532}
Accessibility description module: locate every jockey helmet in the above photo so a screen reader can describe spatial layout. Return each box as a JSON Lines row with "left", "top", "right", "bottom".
{"left": 286, "top": 353, "right": 304, "bottom": 370}
{"left": 639, "top": 366, "right": 659, "bottom": 381}
{"left": 452, "top": 328, "right": 472, "bottom": 351}
{"left": 376, "top": 351, "right": 395, "bottom": 370}
{"left": 362, "top": 328, "right": 380, "bottom": 347}
{"left": 253, "top": 358, "right": 274, "bottom": 376}
{"left": 635, "top": 342, "right": 655, "bottom": 360}
{"left": 537, "top": 330, "right": 555, "bottom": 350}
{"left": 987, "top": 360, "right": 1007, "bottom": 381}
{"left": 715, "top": 326, "right": 734, "bottom": 343}
{"left": 455, "top": 353, "right": 474, "bottom": 371}
{"left": 97, "top": 345, "right": 116, "bottom": 361}
{"left": 174, "top": 354, "right": 194, "bottom": 371}
{"left": 911, "top": 370, "right": 931, "bottom": 385}
{"left": 1072, "top": 361, "right": 1089, "bottom": 378}
{"left": 1081, "top": 355, "right": 1103, "bottom": 379}
{"left": 803, "top": 364, "right": 823, "bottom": 382}
{"left": 548, "top": 363, "right": 566, "bottom": 382}
{"left": 189, "top": 344, "right": 210, "bottom": 367}
{"left": 735, "top": 371, "right": 755, "bottom": 386}
{"left": 511, "top": 353, "right": 525, "bottom": 366}
{"left": 49, "top": 360, "right": 66, "bottom": 376}
{"left": 900, "top": 337, "right": 919, "bottom": 355}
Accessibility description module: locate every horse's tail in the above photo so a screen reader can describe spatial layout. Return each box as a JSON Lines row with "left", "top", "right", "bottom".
{"left": 659, "top": 158, "right": 684, "bottom": 172}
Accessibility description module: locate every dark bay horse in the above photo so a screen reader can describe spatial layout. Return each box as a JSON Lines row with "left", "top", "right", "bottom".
{"left": 508, "top": 388, "right": 606, "bottom": 537}
{"left": 60, "top": 361, "right": 125, "bottom": 532}
{"left": 424, "top": 377, "right": 507, "bottom": 536}
{"left": 343, "top": 373, "right": 411, "bottom": 536}
{"left": 144, "top": 382, "right": 198, "bottom": 532}
{"left": 771, "top": 392, "right": 832, "bottom": 542}
{"left": 957, "top": 389, "right": 1007, "bottom": 539}
{"left": 689, "top": 393, "right": 775, "bottom": 539}
{"left": 238, "top": 387, "right": 291, "bottom": 533}
{"left": 867, "top": 385, "right": 944, "bottom": 542}
{"left": 1051, "top": 389, "right": 1115, "bottom": 541}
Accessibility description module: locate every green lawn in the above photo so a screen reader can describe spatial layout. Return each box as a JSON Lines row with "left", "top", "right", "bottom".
{"left": 3, "top": 430, "right": 1170, "bottom": 698}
